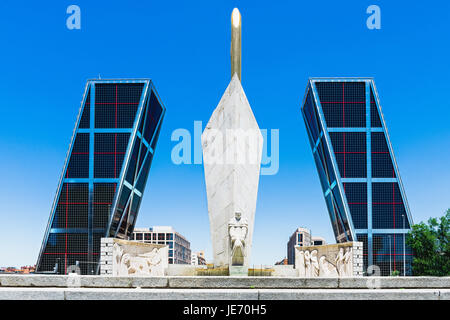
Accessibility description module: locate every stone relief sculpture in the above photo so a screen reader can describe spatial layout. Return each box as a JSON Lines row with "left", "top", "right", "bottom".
{"left": 332, "top": 247, "right": 353, "bottom": 277}
{"left": 335, "top": 247, "right": 346, "bottom": 276}
{"left": 299, "top": 250, "right": 321, "bottom": 277}
{"left": 112, "top": 243, "right": 165, "bottom": 276}
{"left": 298, "top": 251, "right": 306, "bottom": 277}
{"left": 297, "top": 248, "right": 353, "bottom": 277}
{"left": 228, "top": 212, "right": 248, "bottom": 266}
{"left": 304, "top": 250, "right": 311, "bottom": 277}
{"left": 343, "top": 247, "right": 353, "bottom": 276}
{"left": 311, "top": 250, "right": 320, "bottom": 277}
{"left": 319, "top": 256, "right": 339, "bottom": 277}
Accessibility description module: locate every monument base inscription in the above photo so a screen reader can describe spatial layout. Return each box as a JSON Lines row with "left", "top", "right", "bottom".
{"left": 229, "top": 266, "right": 249, "bottom": 277}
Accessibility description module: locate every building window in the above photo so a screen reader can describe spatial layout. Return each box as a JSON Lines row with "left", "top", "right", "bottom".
{"left": 344, "top": 182, "right": 368, "bottom": 229}
{"left": 316, "top": 81, "right": 366, "bottom": 128}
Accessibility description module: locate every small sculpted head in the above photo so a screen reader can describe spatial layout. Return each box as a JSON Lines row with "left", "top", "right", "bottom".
{"left": 304, "top": 250, "right": 311, "bottom": 261}
{"left": 311, "top": 250, "right": 318, "bottom": 262}
{"left": 319, "top": 256, "right": 326, "bottom": 265}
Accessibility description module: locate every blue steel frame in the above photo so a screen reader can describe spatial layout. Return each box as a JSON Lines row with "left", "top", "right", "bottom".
{"left": 36, "top": 79, "right": 166, "bottom": 274}
{"left": 107, "top": 81, "right": 166, "bottom": 239}
{"left": 301, "top": 77, "right": 413, "bottom": 273}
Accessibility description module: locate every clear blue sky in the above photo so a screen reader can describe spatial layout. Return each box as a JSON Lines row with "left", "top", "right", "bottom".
{"left": 0, "top": 0, "right": 449, "bottom": 267}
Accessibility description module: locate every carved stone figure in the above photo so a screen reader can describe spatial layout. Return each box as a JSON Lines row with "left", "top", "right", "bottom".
{"left": 298, "top": 251, "right": 306, "bottom": 277}
{"left": 304, "top": 250, "right": 311, "bottom": 277}
{"left": 343, "top": 247, "right": 353, "bottom": 277}
{"left": 310, "top": 250, "right": 320, "bottom": 277}
{"left": 113, "top": 243, "right": 123, "bottom": 267}
{"left": 335, "top": 247, "right": 346, "bottom": 276}
{"left": 228, "top": 212, "right": 248, "bottom": 266}
{"left": 319, "top": 256, "right": 339, "bottom": 277}
{"left": 124, "top": 254, "right": 151, "bottom": 275}
{"left": 112, "top": 243, "right": 165, "bottom": 276}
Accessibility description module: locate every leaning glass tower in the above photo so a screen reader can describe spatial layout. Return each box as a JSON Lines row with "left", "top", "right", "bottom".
{"left": 301, "top": 78, "right": 413, "bottom": 276}
{"left": 36, "top": 79, "right": 165, "bottom": 274}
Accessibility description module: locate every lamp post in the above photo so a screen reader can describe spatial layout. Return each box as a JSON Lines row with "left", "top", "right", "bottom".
{"left": 388, "top": 235, "right": 392, "bottom": 276}
{"left": 402, "top": 214, "right": 406, "bottom": 276}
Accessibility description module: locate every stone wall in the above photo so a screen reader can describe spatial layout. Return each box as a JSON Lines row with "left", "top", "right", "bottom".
{"left": 100, "top": 238, "right": 168, "bottom": 276}
{"left": 1, "top": 275, "right": 449, "bottom": 300}
{"left": 295, "top": 242, "right": 363, "bottom": 277}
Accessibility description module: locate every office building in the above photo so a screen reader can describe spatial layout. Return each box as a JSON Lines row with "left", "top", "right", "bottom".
{"left": 36, "top": 79, "right": 165, "bottom": 274}
{"left": 301, "top": 78, "right": 413, "bottom": 275}
{"left": 275, "top": 258, "right": 288, "bottom": 265}
{"left": 132, "top": 226, "right": 192, "bottom": 264}
{"left": 312, "top": 236, "right": 326, "bottom": 246}
{"left": 287, "top": 227, "right": 311, "bottom": 265}
{"left": 191, "top": 251, "right": 207, "bottom": 266}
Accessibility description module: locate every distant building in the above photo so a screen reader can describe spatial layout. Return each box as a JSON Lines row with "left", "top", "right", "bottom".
{"left": 132, "top": 226, "right": 191, "bottom": 264}
{"left": 312, "top": 236, "right": 327, "bottom": 246}
{"left": 191, "top": 253, "right": 198, "bottom": 265}
{"left": 287, "top": 227, "right": 312, "bottom": 265}
{"left": 191, "top": 250, "right": 206, "bottom": 266}
{"left": 19, "top": 265, "right": 36, "bottom": 274}
{"left": 275, "top": 258, "right": 288, "bottom": 265}
{"left": 6, "top": 267, "right": 17, "bottom": 273}
{"left": 0, "top": 265, "right": 36, "bottom": 274}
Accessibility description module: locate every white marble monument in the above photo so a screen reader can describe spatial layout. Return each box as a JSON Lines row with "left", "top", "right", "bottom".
{"left": 202, "top": 8, "right": 263, "bottom": 270}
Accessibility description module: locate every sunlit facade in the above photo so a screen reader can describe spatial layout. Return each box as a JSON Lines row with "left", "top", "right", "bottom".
{"left": 287, "top": 227, "right": 311, "bottom": 265}
{"left": 132, "top": 227, "right": 192, "bottom": 265}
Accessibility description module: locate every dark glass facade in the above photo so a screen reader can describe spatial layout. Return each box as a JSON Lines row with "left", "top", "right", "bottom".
{"left": 301, "top": 78, "right": 413, "bottom": 276}
{"left": 36, "top": 79, "right": 165, "bottom": 275}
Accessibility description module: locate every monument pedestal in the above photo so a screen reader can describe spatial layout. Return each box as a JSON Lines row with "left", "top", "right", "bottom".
{"left": 229, "top": 266, "right": 248, "bottom": 277}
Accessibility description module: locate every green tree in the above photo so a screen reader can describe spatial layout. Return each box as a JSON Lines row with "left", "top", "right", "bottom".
{"left": 406, "top": 209, "right": 450, "bottom": 276}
